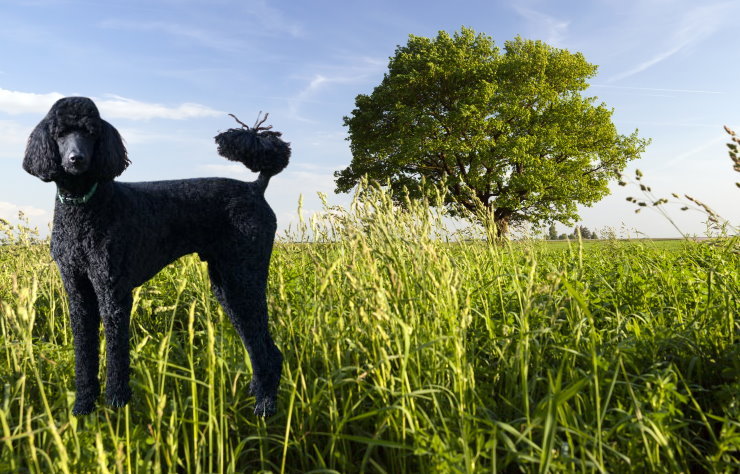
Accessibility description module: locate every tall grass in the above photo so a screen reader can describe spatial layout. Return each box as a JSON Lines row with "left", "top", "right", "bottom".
{"left": 0, "top": 187, "right": 738, "bottom": 472}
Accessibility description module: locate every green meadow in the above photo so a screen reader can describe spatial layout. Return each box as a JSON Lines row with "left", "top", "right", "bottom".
{"left": 1, "top": 188, "right": 738, "bottom": 473}
{"left": 541, "top": 239, "right": 688, "bottom": 252}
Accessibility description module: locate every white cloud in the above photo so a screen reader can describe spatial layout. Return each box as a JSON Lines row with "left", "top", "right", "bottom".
{"left": 97, "top": 95, "right": 222, "bottom": 120}
{"left": 0, "top": 201, "right": 52, "bottom": 238}
{"left": 0, "top": 88, "right": 63, "bottom": 115}
{"left": 0, "top": 88, "right": 222, "bottom": 120}
{"left": 199, "top": 163, "right": 253, "bottom": 178}
{"left": 0, "top": 201, "right": 47, "bottom": 218}
{"left": 116, "top": 127, "right": 211, "bottom": 145}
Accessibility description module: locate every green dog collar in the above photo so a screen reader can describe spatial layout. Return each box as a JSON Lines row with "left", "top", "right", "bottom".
{"left": 57, "top": 182, "right": 99, "bottom": 205}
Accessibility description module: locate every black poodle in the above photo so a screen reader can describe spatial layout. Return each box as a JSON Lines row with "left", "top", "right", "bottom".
{"left": 23, "top": 97, "right": 290, "bottom": 417}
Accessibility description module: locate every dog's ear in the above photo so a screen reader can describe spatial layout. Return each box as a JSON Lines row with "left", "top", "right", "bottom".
{"left": 23, "top": 120, "right": 61, "bottom": 182}
{"left": 93, "top": 120, "right": 130, "bottom": 179}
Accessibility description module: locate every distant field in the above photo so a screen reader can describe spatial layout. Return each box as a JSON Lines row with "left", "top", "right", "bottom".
{"left": 541, "top": 239, "right": 689, "bottom": 251}
{"left": 1, "top": 193, "right": 738, "bottom": 472}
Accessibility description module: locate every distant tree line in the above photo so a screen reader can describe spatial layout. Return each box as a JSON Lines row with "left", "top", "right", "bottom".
{"left": 547, "top": 223, "right": 597, "bottom": 240}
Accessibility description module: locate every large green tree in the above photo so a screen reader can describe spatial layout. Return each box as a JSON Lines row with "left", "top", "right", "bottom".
{"left": 335, "top": 28, "right": 649, "bottom": 236}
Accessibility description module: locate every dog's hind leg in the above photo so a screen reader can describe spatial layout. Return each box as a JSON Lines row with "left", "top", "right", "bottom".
{"left": 59, "top": 268, "right": 102, "bottom": 415}
{"left": 208, "top": 257, "right": 283, "bottom": 417}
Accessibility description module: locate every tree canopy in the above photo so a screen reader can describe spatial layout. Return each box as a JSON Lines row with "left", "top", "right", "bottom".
{"left": 335, "top": 27, "right": 649, "bottom": 236}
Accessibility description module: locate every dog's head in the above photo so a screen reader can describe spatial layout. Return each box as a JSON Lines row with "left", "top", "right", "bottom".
{"left": 23, "top": 97, "right": 130, "bottom": 182}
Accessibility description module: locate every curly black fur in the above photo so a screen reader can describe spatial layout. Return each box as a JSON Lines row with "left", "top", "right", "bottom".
{"left": 215, "top": 128, "right": 290, "bottom": 178}
{"left": 23, "top": 97, "right": 288, "bottom": 417}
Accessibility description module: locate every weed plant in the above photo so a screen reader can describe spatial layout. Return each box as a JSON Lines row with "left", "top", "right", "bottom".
{"left": 0, "top": 185, "right": 738, "bottom": 473}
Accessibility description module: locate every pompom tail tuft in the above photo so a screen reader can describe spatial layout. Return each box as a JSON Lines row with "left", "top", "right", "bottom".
{"left": 214, "top": 126, "right": 290, "bottom": 177}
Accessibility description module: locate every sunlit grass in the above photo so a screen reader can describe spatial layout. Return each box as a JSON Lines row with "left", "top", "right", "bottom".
{"left": 1, "top": 187, "right": 738, "bottom": 473}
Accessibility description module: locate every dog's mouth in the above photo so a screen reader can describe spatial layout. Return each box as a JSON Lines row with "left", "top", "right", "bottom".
{"left": 63, "top": 161, "right": 89, "bottom": 175}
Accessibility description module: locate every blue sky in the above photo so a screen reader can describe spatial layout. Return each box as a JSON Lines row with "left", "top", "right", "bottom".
{"left": 1, "top": 0, "right": 738, "bottom": 238}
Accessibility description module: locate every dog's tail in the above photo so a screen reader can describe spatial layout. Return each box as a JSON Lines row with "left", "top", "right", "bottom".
{"left": 214, "top": 123, "right": 290, "bottom": 193}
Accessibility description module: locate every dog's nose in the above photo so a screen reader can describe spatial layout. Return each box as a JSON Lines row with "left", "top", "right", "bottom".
{"left": 69, "top": 154, "right": 85, "bottom": 163}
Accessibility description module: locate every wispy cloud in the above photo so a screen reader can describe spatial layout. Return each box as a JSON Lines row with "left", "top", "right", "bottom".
{"left": 0, "top": 88, "right": 222, "bottom": 120}
{"left": 247, "top": 0, "right": 304, "bottom": 38}
{"left": 609, "top": 2, "right": 735, "bottom": 82}
{"left": 99, "top": 2, "right": 302, "bottom": 49}
{"left": 512, "top": 5, "right": 569, "bottom": 45}
{"left": 610, "top": 46, "right": 683, "bottom": 82}
{"left": 287, "top": 74, "right": 354, "bottom": 123}
{"left": 99, "top": 19, "right": 248, "bottom": 52}
{"left": 657, "top": 135, "right": 729, "bottom": 170}
{"left": 286, "top": 57, "right": 387, "bottom": 121}
{"left": 591, "top": 84, "right": 723, "bottom": 94}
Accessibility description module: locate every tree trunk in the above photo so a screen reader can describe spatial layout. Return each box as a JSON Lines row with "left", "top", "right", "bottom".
{"left": 481, "top": 207, "right": 511, "bottom": 241}
{"left": 493, "top": 216, "right": 510, "bottom": 238}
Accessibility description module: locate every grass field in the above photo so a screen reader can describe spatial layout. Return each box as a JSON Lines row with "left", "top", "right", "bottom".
{"left": 1, "top": 188, "right": 738, "bottom": 473}
{"left": 541, "top": 239, "right": 689, "bottom": 252}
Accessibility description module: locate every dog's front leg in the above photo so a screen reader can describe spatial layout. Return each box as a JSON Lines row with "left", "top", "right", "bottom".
{"left": 58, "top": 268, "right": 102, "bottom": 415}
{"left": 97, "top": 290, "right": 133, "bottom": 408}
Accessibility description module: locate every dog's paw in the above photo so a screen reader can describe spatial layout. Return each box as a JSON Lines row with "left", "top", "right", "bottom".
{"left": 106, "top": 386, "right": 132, "bottom": 408}
{"left": 253, "top": 396, "right": 277, "bottom": 417}
{"left": 250, "top": 377, "right": 279, "bottom": 417}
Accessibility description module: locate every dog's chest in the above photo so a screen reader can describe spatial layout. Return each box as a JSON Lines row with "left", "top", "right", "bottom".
{"left": 51, "top": 219, "right": 110, "bottom": 269}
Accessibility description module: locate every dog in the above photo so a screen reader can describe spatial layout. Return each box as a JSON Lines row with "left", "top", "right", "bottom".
{"left": 23, "top": 96, "right": 289, "bottom": 416}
